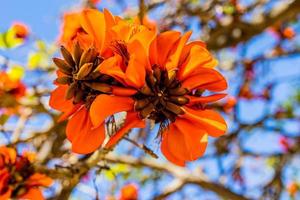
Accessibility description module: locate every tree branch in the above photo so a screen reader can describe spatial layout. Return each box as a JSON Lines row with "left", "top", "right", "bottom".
{"left": 105, "top": 154, "right": 250, "bottom": 200}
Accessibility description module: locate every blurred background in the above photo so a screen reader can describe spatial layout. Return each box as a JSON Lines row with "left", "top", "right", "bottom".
{"left": 1, "top": 0, "right": 300, "bottom": 199}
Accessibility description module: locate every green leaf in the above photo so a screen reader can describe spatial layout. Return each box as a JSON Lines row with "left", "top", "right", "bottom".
{"left": 27, "top": 52, "right": 49, "bottom": 69}
{"left": 0, "top": 114, "right": 9, "bottom": 125}
{"left": 36, "top": 40, "right": 47, "bottom": 52}
{"left": 0, "top": 33, "right": 7, "bottom": 48}
{"left": 223, "top": 5, "right": 235, "bottom": 15}
{"left": 7, "top": 65, "right": 25, "bottom": 81}
{"left": 103, "top": 164, "right": 129, "bottom": 181}
{"left": 4, "top": 28, "right": 24, "bottom": 48}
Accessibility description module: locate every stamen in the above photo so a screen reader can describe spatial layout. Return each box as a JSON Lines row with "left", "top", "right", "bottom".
{"left": 110, "top": 40, "right": 130, "bottom": 65}
{"left": 133, "top": 66, "right": 190, "bottom": 130}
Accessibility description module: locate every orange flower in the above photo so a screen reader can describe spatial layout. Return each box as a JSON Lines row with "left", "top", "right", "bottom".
{"left": 0, "top": 71, "right": 26, "bottom": 98}
{"left": 223, "top": 96, "right": 236, "bottom": 113}
{"left": 90, "top": 31, "right": 227, "bottom": 166}
{"left": 283, "top": 27, "right": 295, "bottom": 39}
{"left": 119, "top": 183, "right": 138, "bottom": 200}
{"left": 50, "top": 9, "right": 155, "bottom": 154}
{"left": 11, "top": 22, "right": 30, "bottom": 39}
{"left": 90, "top": 0, "right": 101, "bottom": 5}
{"left": 287, "top": 182, "right": 298, "bottom": 197}
{"left": 0, "top": 71, "right": 26, "bottom": 110}
{"left": 0, "top": 146, "right": 52, "bottom": 200}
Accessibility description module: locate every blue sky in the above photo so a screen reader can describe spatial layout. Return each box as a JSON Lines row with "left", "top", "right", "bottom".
{"left": 0, "top": 0, "right": 80, "bottom": 41}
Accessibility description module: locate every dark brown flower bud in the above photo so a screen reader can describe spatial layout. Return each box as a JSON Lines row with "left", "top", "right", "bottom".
{"left": 84, "top": 82, "right": 112, "bottom": 93}
{"left": 140, "top": 103, "right": 155, "bottom": 118}
{"left": 169, "top": 96, "right": 189, "bottom": 105}
{"left": 52, "top": 58, "right": 72, "bottom": 75}
{"left": 55, "top": 76, "right": 73, "bottom": 85}
{"left": 169, "top": 87, "right": 188, "bottom": 96}
{"left": 73, "top": 42, "right": 83, "bottom": 66}
{"left": 77, "top": 63, "right": 93, "bottom": 80}
{"left": 65, "top": 82, "right": 77, "bottom": 100}
{"left": 60, "top": 46, "right": 75, "bottom": 67}
{"left": 166, "top": 102, "right": 184, "bottom": 115}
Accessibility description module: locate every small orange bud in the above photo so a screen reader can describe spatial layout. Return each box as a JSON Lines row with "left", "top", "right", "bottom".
{"left": 120, "top": 183, "right": 138, "bottom": 200}
{"left": 12, "top": 22, "right": 29, "bottom": 39}
{"left": 283, "top": 27, "right": 295, "bottom": 39}
{"left": 223, "top": 96, "right": 237, "bottom": 113}
{"left": 90, "top": 0, "right": 101, "bottom": 4}
{"left": 287, "top": 182, "right": 298, "bottom": 197}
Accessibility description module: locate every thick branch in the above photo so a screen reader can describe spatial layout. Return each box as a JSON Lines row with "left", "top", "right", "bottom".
{"left": 206, "top": 0, "right": 300, "bottom": 50}
{"left": 105, "top": 154, "right": 250, "bottom": 200}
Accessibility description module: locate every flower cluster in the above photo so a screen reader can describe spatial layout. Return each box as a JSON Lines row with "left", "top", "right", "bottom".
{"left": 0, "top": 71, "right": 26, "bottom": 110}
{"left": 50, "top": 9, "right": 227, "bottom": 166}
{"left": 0, "top": 146, "right": 52, "bottom": 199}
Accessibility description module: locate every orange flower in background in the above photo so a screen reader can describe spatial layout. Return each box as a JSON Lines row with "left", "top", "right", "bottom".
{"left": 283, "top": 27, "right": 295, "bottom": 40}
{"left": 0, "top": 71, "right": 26, "bottom": 109}
{"left": 90, "top": 30, "right": 227, "bottom": 166}
{"left": 50, "top": 9, "right": 155, "bottom": 154}
{"left": 119, "top": 183, "right": 138, "bottom": 200}
{"left": 287, "top": 182, "right": 298, "bottom": 197}
{"left": 0, "top": 146, "right": 52, "bottom": 200}
{"left": 11, "top": 22, "right": 30, "bottom": 39}
{"left": 223, "top": 96, "right": 237, "bottom": 113}
{"left": 90, "top": 0, "right": 101, "bottom": 5}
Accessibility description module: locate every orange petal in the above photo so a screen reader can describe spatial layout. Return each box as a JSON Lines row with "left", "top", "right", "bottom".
{"left": 71, "top": 122, "right": 105, "bottom": 154}
{"left": 105, "top": 112, "right": 145, "bottom": 148}
{"left": 149, "top": 31, "right": 181, "bottom": 67}
{"left": 174, "top": 119, "right": 208, "bottom": 160}
{"left": 58, "top": 103, "right": 82, "bottom": 122}
{"left": 0, "top": 188, "right": 12, "bottom": 200}
{"left": 0, "top": 146, "right": 16, "bottom": 164}
{"left": 183, "top": 107, "right": 227, "bottom": 137}
{"left": 178, "top": 45, "right": 218, "bottom": 80}
{"left": 181, "top": 68, "right": 227, "bottom": 92}
{"left": 161, "top": 136, "right": 185, "bottom": 167}
{"left": 80, "top": 9, "right": 106, "bottom": 53}
{"left": 75, "top": 32, "right": 94, "bottom": 50}
{"left": 90, "top": 95, "right": 134, "bottom": 127}
{"left": 187, "top": 93, "right": 227, "bottom": 106}
{"left": 66, "top": 107, "right": 105, "bottom": 154}
{"left": 112, "top": 86, "right": 137, "bottom": 96}
{"left": 56, "top": 70, "right": 65, "bottom": 78}
{"left": 26, "top": 173, "right": 53, "bottom": 187}
{"left": 125, "top": 54, "right": 146, "bottom": 89}
{"left": 66, "top": 106, "right": 88, "bottom": 142}
{"left": 18, "top": 188, "right": 44, "bottom": 200}
{"left": 161, "top": 119, "right": 207, "bottom": 165}
{"left": 103, "top": 9, "right": 116, "bottom": 31}
{"left": 97, "top": 55, "right": 126, "bottom": 85}
{"left": 127, "top": 39, "right": 151, "bottom": 71}
{"left": 103, "top": 9, "right": 117, "bottom": 51}
{"left": 0, "top": 169, "right": 10, "bottom": 194}
{"left": 128, "top": 29, "right": 155, "bottom": 62}
{"left": 165, "top": 31, "right": 192, "bottom": 70}
{"left": 59, "top": 12, "right": 81, "bottom": 50}
{"left": 110, "top": 20, "right": 133, "bottom": 42}
{"left": 134, "top": 15, "right": 157, "bottom": 31}
{"left": 179, "top": 41, "right": 206, "bottom": 66}
{"left": 49, "top": 85, "right": 74, "bottom": 112}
